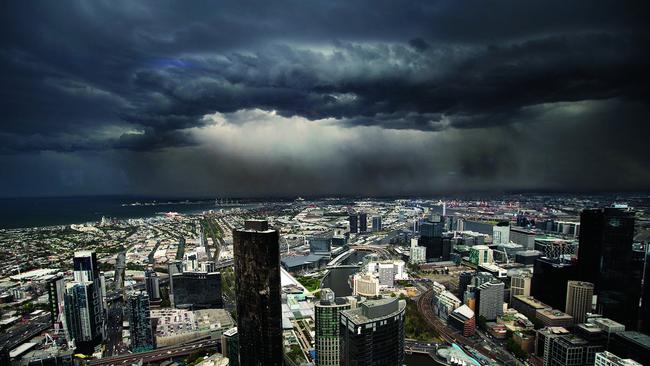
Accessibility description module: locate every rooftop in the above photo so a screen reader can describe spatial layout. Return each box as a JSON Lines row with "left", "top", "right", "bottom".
{"left": 453, "top": 304, "right": 475, "bottom": 319}
{"left": 597, "top": 351, "right": 642, "bottom": 366}
{"left": 616, "top": 331, "right": 650, "bottom": 349}
{"left": 516, "top": 296, "right": 555, "bottom": 310}
{"left": 281, "top": 254, "right": 327, "bottom": 268}
{"left": 537, "top": 309, "right": 573, "bottom": 320}
{"left": 342, "top": 297, "right": 405, "bottom": 325}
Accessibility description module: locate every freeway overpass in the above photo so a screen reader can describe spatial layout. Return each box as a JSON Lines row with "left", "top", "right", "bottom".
{"left": 0, "top": 315, "right": 52, "bottom": 354}
{"left": 87, "top": 339, "right": 219, "bottom": 366}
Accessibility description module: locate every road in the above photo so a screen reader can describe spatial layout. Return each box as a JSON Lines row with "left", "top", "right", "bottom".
{"left": 88, "top": 339, "right": 219, "bottom": 366}
{"left": 0, "top": 314, "right": 51, "bottom": 352}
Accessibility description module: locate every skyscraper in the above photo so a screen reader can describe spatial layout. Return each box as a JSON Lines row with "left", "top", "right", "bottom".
{"left": 531, "top": 257, "right": 578, "bottom": 311}
{"left": 144, "top": 269, "right": 161, "bottom": 302}
{"left": 64, "top": 250, "right": 105, "bottom": 353}
{"left": 510, "top": 271, "right": 532, "bottom": 305}
{"left": 372, "top": 216, "right": 382, "bottom": 232}
{"left": 577, "top": 208, "right": 638, "bottom": 329}
{"left": 315, "top": 288, "right": 351, "bottom": 366}
{"left": 127, "top": 292, "right": 155, "bottom": 352}
{"left": 419, "top": 217, "right": 444, "bottom": 261}
{"left": 476, "top": 280, "right": 504, "bottom": 321}
{"left": 63, "top": 282, "right": 103, "bottom": 354}
{"left": 348, "top": 214, "right": 358, "bottom": 234}
{"left": 565, "top": 281, "right": 594, "bottom": 324}
{"left": 221, "top": 327, "right": 239, "bottom": 366}
{"left": 73, "top": 250, "right": 100, "bottom": 283}
{"left": 47, "top": 274, "right": 65, "bottom": 327}
{"left": 233, "top": 219, "right": 283, "bottom": 366}
{"left": 359, "top": 212, "right": 368, "bottom": 232}
{"left": 339, "top": 297, "right": 406, "bottom": 366}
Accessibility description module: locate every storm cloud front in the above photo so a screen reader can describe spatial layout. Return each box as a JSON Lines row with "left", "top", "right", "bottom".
{"left": 1, "top": 1, "right": 649, "bottom": 197}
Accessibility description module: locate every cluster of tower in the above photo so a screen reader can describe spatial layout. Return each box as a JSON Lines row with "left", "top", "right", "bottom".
{"left": 231, "top": 219, "right": 406, "bottom": 366}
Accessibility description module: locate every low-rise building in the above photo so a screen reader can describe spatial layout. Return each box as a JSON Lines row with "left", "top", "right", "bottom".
{"left": 536, "top": 308, "right": 574, "bottom": 328}
{"left": 448, "top": 305, "right": 476, "bottom": 337}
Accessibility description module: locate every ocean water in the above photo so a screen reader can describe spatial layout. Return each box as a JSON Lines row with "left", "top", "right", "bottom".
{"left": 0, "top": 196, "right": 219, "bottom": 229}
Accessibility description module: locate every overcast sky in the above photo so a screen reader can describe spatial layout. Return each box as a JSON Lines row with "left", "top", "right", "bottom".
{"left": 1, "top": 1, "right": 649, "bottom": 197}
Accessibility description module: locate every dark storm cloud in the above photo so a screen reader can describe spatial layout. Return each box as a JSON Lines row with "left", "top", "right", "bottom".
{"left": 0, "top": 0, "right": 649, "bottom": 195}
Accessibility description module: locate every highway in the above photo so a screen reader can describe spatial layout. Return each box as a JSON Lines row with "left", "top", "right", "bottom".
{"left": 0, "top": 314, "right": 51, "bottom": 352}
{"left": 87, "top": 339, "right": 219, "bottom": 366}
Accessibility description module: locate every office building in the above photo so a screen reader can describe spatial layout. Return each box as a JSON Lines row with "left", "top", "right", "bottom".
{"left": 63, "top": 282, "right": 103, "bottom": 353}
{"left": 469, "top": 245, "right": 493, "bottom": 266}
{"left": 315, "top": 289, "right": 351, "bottom": 366}
{"left": 536, "top": 309, "right": 574, "bottom": 328}
{"left": 339, "top": 298, "right": 406, "bottom": 366}
{"left": 476, "top": 280, "right": 504, "bottom": 321}
{"left": 145, "top": 269, "right": 161, "bottom": 302}
{"left": 348, "top": 214, "right": 358, "bottom": 234}
{"left": 47, "top": 274, "right": 65, "bottom": 327}
{"left": 73, "top": 250, "right": 100, "bottom": 283}
{"left": 595, "top": 351, "right": 642, "bottom": 366}
{"left": 492, "top": 221, "right": 510, "bottom": 245}
{"left": 458, "top": 271, "right": 474, "bottom": 296}
{"left": 371, "top": 216, "right": 382, "bottom": 232}
{"left": 565, "top": 281, "right": 594, "bottom": 324}
{"left": 127, "top": 292, "right": 155, "bottom": 352}
{"left": 420, "top": 217, "right": 445, "bottom": 261}
{"left": 448, "top": 305, "right": 476, "bottom": 337}
{"left": 607, "top": 331, "right": 650, "bottom": 365}
{"left": 511, "top": 295, "right": 551, "bottom": 321}
{"left": 431, "top": 282, "right": 462, "bottom": 319}
{"left": 233, "top": 219, "right": 283, "bottom": 366}
{"left": 221, "top": 327, "right": 238, "bottom": 366}
{"left": 73, "top": 251, "right": 105, "bottom": 312}
{"left": 410, "top": 237, "right": 426, "bottom": 264}
{"left": 510, "top": 227, "right": 536, "bottom": 250}
{"left": 549, "top": 335, "right": 603, "bottom": 366}
{"left": 359, "top": 212, "right": 368, "bottom": 232}
{"left": 64, "top": 250, "right": 105, "bottom": 353}
{"left": 353, "top": 273, "right": 380, "bottom": 297}
{"left": 578, "top": 208, "right": 640, "bottom": 329}
{"left": 510, "top": 272, "right": 532, "bottom": 305}
{"left": 515, "top": 250, "right": 542, "bottom": 265}
{"left": 531, "top": 257, "right": 578, "bottom": 311}
{"left": 534, "top": 327, "right": 570, "bottom": 364}
{"left": 171, "top": 271, "right": 223, "bottom": 309}
{"left": 309, "top": 235, "right": 332, "bottom": 255}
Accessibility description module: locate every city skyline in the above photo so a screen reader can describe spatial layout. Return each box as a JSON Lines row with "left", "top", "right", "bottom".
{"left": 2, "top": 1, "right": 649, "bottom": 198}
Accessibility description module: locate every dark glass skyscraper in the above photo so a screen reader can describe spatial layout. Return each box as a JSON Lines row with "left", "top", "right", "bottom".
{"left": 233, "top": 219, "right": 283, "bottom": 366}
{"left": 359, "top": 212, "right": 367, "bottom": 232}
{"left": 349, "top": 214, "right": 358, "bottom": 234}
{"left": 64, "top": 282, "right": 103, "bottom": 354}
{"left": 65, "top": 250, "right": 104, "bottom": 354}
{"left": 339, "top": 297, "right": 406, "bottom": 366}
{"left": 577, "top": 208, "right": 639, "bottom": 329}
{"left": 531, "top": 257, "right": 579, "bottom": 311}
{"left": 47, "top": 274, "right": 65, "bottom": 327}
{"left": 127, "top": 292, "right": 155, "bottom": 352}
{"left": 144, "top": 269, "right": 161, "bottom": 302}
{"left": 419, "top": 217, "right": 444, "bottom": 261}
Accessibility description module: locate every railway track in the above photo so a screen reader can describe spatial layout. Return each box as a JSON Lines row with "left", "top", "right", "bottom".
{"left": 417, "top": 290, "right": 520, "bottom": 364}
